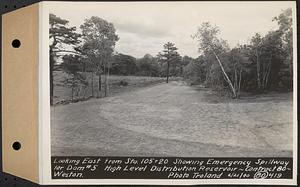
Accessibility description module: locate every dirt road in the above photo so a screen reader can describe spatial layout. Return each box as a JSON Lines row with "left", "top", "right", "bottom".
{"left": 51, "top": 81, "right": 293, "bottom": 157}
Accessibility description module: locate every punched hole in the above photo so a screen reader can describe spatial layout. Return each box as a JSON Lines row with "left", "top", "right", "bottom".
{"left": 11, "top": 39, "right": 21, "bottom": 48}
{"left": 12, "top": 142, "right": 21, "bottom": 151}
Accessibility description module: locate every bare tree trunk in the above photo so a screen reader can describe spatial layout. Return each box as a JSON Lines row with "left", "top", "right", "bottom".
{"left": 265, "top": 67, "right": 271, "bottom": 89}
{"left": 71, "top": 86, "right": 74, "bottom": 101}
{"left": 107, "top": 61, "right": 110, "bottom": 97}
{"left": 91, "top": 72, "right": 94, "bottom": 97}
{"left": 262, "top": 63, "right": 266, "bottom": 90}
{"left": 238, "top": 68, "right": 243, "bottom": 97}
{"left": 234, "top": 66, "right": 237, "bottom": 91}
{"left": 82, "top": 61, "right": 87, "bottom": 100}
{"left": 261, "top": 58, "right": 271, "bottom": 91}
{"left": 213, "top": 51, "right": 237, "bottom": 98}
{"left": 264, "top": 58, "right": 272, "bottom": 90}
{"left": 71, "top": 77, "right": 74, "bottom": 101}
{"left": 104, "top": 60, "right": 107, "bottom": 97}
{"left": 98, "top": 73, "right": 102, "bottom": 98}
{"left": 205, "top": 70, "right": 210, "bottom": 84}
{"left": 166, "top": 60, "right": 170, "bottom": 83}
{"left": 256, "top": 49, "right": 261, "bottom": 90}
{"left": 83, "top": 85, "right": 87, "bottom": 99}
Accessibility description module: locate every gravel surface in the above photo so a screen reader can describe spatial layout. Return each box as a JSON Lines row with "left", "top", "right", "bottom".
{"left": 51, "top": 81, "right": 293, "bottom": 157}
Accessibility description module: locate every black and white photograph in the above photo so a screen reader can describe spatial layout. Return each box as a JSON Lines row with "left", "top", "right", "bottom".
{"left": 49, "top": 1, "right": 295, "bottom": 159}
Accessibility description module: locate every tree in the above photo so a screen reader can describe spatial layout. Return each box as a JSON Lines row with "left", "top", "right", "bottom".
{"left": 111, "top": 53, "right": 137, "bottom": 75}
{"left": 72, "top": 44, "right": 97, "bottom": 97}
{"left": 273, "top": 8, "right": 293, "bottom": 51}
{"left": 61, "top": 55, "right": 88, "bottom": 101}
{"left": 261, "top": 31, "right": 284, "bottom": 90}
{"left": 136, "top": 54, "right": 160, "bottom": 77}
{"left": 247, "top": 8, "right": 293, "bottom": 92}
{"left": 273, "top": 8, "right": 293, "bottom": 90}
{"left": 80, "top": 16, "right": 119, "bottom": 97}
{"left": 183, "top": 56, "right": 207, "bottom": 85}
{"left": 226, "top": 46, "right": 251, "bottom": 97}
{"left": 250, "top": 33, "right": 263, "bottom": 90}
{"left": 49, "top": 13, "right": 80, "bottom": 105}
{"left": 193, "top": 22, "right": 237, "bottom": 98}
{"left": 249, "top": 31, "right": 284, "bottom": 92}
{"left": 157, "top": 42, "right": 181, "bottom": 83}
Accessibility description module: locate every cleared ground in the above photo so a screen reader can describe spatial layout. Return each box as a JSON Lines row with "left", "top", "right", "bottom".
{"left": 51, "top": 81, "right": 293, "bottom": 157}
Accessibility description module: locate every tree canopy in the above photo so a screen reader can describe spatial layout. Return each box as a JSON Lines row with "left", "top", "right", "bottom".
{"left": 50, "top": 8, "right": 294, "bottom": 104}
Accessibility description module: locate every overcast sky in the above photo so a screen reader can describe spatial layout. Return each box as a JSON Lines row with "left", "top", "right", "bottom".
{"left": 48, "top": 1, "right": 295, "bottom": 58}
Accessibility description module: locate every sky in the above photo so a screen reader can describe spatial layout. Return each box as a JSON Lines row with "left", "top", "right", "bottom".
{"left": 48, "top": 1, "right": 295, "bottom": 58}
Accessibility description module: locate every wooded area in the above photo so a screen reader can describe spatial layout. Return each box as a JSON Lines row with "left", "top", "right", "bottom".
{"left": 50, "top": 8, "right": 293, "bottom": 105}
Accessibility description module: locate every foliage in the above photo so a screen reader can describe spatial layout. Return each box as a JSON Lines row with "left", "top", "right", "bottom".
{"left": 111, "top": 53, "right": 138, "bottom": 75}
{"left": 80, "top": 16, "right": 119, "bottom": 59}
{"left": 157, "top": 42, "right": 182, "bottom": 82}
{"left": 50, "top": 8, "right": 293, "bottom": 104}
{"left": 80, "top": 16, "right": 119, "bottom": 97}
{"left": 49, "top": 13, "right": 81, "bottom": 105}
{"left": 183, "top": 8, "right": 293, "bottom": 96}
{"left": 61, "top": 55, "right": 89, "bottom": 100}
{"left": 49, "top": 14, "right": 81, "bottom": 53}
{"left": 273, "top": 8, "right": 293, "bottom": 91}
{"left": 136, "top": 54, "right": 160, "bottom": 77}
{"left": 193, "top": 22, "right": 237, "bottom": 98}
{"left": 183, "top": 56, "right": 206, "bottom": 85}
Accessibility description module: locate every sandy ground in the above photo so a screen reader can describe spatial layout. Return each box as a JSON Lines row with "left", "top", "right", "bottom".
{"left": 51, "top": 81, "right": 293, "bottom": 157}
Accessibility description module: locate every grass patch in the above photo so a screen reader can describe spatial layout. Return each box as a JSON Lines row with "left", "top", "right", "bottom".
{"left": 53, "top": 71, "right": 167, "bottom": 105}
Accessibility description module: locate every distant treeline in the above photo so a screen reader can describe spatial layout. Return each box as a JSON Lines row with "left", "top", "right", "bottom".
{"left": 50, "top": 8, "right": 293, "bottom": 104}
{"left": 61, "top": 53, "right": 184, "bottom": 77}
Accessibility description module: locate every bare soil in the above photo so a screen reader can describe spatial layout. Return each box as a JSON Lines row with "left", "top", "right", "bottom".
{"left": 51, "top": 81, "right": 293, "bottom": 157}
